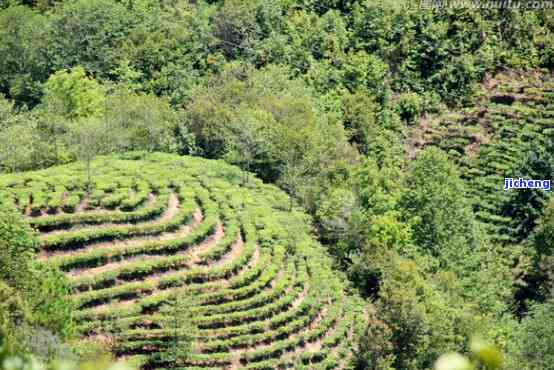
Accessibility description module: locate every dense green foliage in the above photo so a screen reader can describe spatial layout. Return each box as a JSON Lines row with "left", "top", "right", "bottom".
{"left": 0, "top": 207, "right": 74, "bottom": 358}
{"left": 0, "top": 346, "right": 133, "bottom": 370}
{"left": 343, "top": 148, "right": 516, "bottom": 370}
{"left": 508, "top": 299, "right": 554, "bottom": 370}
{"left": 0, "top": 207, "right": 37, "bottom": 286}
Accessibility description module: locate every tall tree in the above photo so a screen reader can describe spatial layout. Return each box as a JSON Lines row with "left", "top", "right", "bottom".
{"left": 64, "top": 117, "right": 114, "bottom": 193}
{"left": 41, "top": 66, "right": 105, "bottom": 120}
{"left": 399, "top": 147, "right": 480, "bottom": 263}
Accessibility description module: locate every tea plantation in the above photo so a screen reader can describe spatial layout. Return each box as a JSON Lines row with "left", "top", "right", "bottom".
{"left": 0, "top": 153, "right": 366, "bottom": 369}
{"left": 411, "top": 71, "right": 554, "bottom": 244}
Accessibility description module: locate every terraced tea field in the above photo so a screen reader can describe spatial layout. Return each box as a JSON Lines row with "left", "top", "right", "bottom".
{"left": 411, "top": 71, "right": 554, "bottom": 243}
{"left": 0, "top": 153, "right": 365, "bottom": 369}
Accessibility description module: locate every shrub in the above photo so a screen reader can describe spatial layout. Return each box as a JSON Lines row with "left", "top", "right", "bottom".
{"left": 395, "top": 93, "right": 423, "bottom": 124}
{"left": 0, "top": 206, "right": 37, "bottom": 287}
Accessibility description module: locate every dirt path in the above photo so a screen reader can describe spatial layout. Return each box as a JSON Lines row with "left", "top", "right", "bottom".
{"left": 227, "top": 292, "right": 342, "bottom": 370}
{"left": 39, "top": 196, "right": 199, "bottom": 260}
{"left": 187, "top": 224, "right": 225, "bottom": 264}
{"left": 303, "top": 307, "right": 332, "bottom": 353}
{"left": 64, "top": 208, "right": 204, "bottom": 277}
{"left": 226, "top": 285, "right": 310, "bottom": 369}
{"left": 69, "top": 225, "right": 223, "bottom": 286}
{"left": 200, "top": 232, "right": 244, "bottom": 268}
{"left": 68, "top": 254, "right": 163, "bottom": 279}
{"left": 41, "top": 193, "right": 173, "bottom": 237}
{"left": 278, "top": 303, "right": 341, "bottom": 367}
{"left": 78, "top": 225, "right": 227, "bottom": 312}
{"left": 335, "top": 324, "right": 355, "bottom": 370}
{"left": 79, "top": 242, "right": 260, "bottom": 316}
{"left": 76, "top": 197, "right": 90, "bottom": 213}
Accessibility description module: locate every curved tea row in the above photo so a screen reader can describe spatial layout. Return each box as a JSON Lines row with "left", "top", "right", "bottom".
{"left": 0, "top": 153, "right": 365, "bottom": 370}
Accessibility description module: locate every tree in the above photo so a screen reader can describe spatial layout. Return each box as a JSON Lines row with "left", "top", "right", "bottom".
{"left": 520, "top": 198, "right": 554, "bottom": 305}
{"left": 158, "top": 293, "right": 195, "bottom": 367}
{"left": 0, "top": 110, "right": 72, "bottom": 174}
{"left": 434, "top": 338, "right": 502, "bottom": 370}
{"left": 184, "top": 63, "right": 358, "bottom": 210}
{"left": 395, "top": 92, "right": 423, "bottom": 124}
{"left": 315, "top": 187, "right": 358, "bottom": 243}
{"left": 0, "top": 281, "right": 30, "bottom": 354}
{"left": 64, "top": 117, "right": 114, "bottom": 193}
{"left": 0, "top": 5, "right": 50, "bottom": 106}
{"left": 0, "top": 343, "right": 134, "bottom": 370}
{"left": 0, "top": 120, "right": 35, "bottom": 173}
{"left": 399, "top": 147, "right": 480, "bottom": 262}
{"left": 47, "top": 0, "right": 137, "bottom": 78}
{"left": 342, "top": 91, "right": 378, "bottom": 154}
{"left": 0, "top": 207, "right": 37, "bottom": 288}
{"left": 398, "top": 148, "right": 514, "bottom": 314}
{"left": 372, "top": 251, "right": 480, "bottom": 370}
{"left": 223, "top": 108, "right": 275, "bottom": 186}
{"left": 277, "top": 162, "right": 305, "bottom": 212}
{"left": 0, "top": 95, "right": 16, "bottom": 128}
{"left": 352, "top": 306, "right": 395, "bottom": 370}
{"left": 0, "top": 207, "right": 74, "bottom": 356}
{"left": 25, "top": 263, "right": 75, "bottom": 339}
{"left": 508, "top": 299, "right": 554, "bottom": 370}
{"left": 213, "top": 0, "right": 263, "bottom": 60}
{"left": 0, "top": 96, "right": 41, "bottom": 173}
{"left": 42, "top": 66, "right": 105, "bottom": 120}
{"left": 105, "top": 89, "right": 178, "bottom": 153}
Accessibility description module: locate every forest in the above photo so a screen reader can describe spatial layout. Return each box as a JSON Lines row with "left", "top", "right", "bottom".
{"left": 0, "top": 0, "right": 553, "bottom": 369}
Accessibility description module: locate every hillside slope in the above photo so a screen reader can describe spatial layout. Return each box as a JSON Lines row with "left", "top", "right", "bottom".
{"left": 410, "top": 70, "right": 554, "bottom": 244}
{"left": 0, "top": 153, "right": 366, "bottom": 370}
